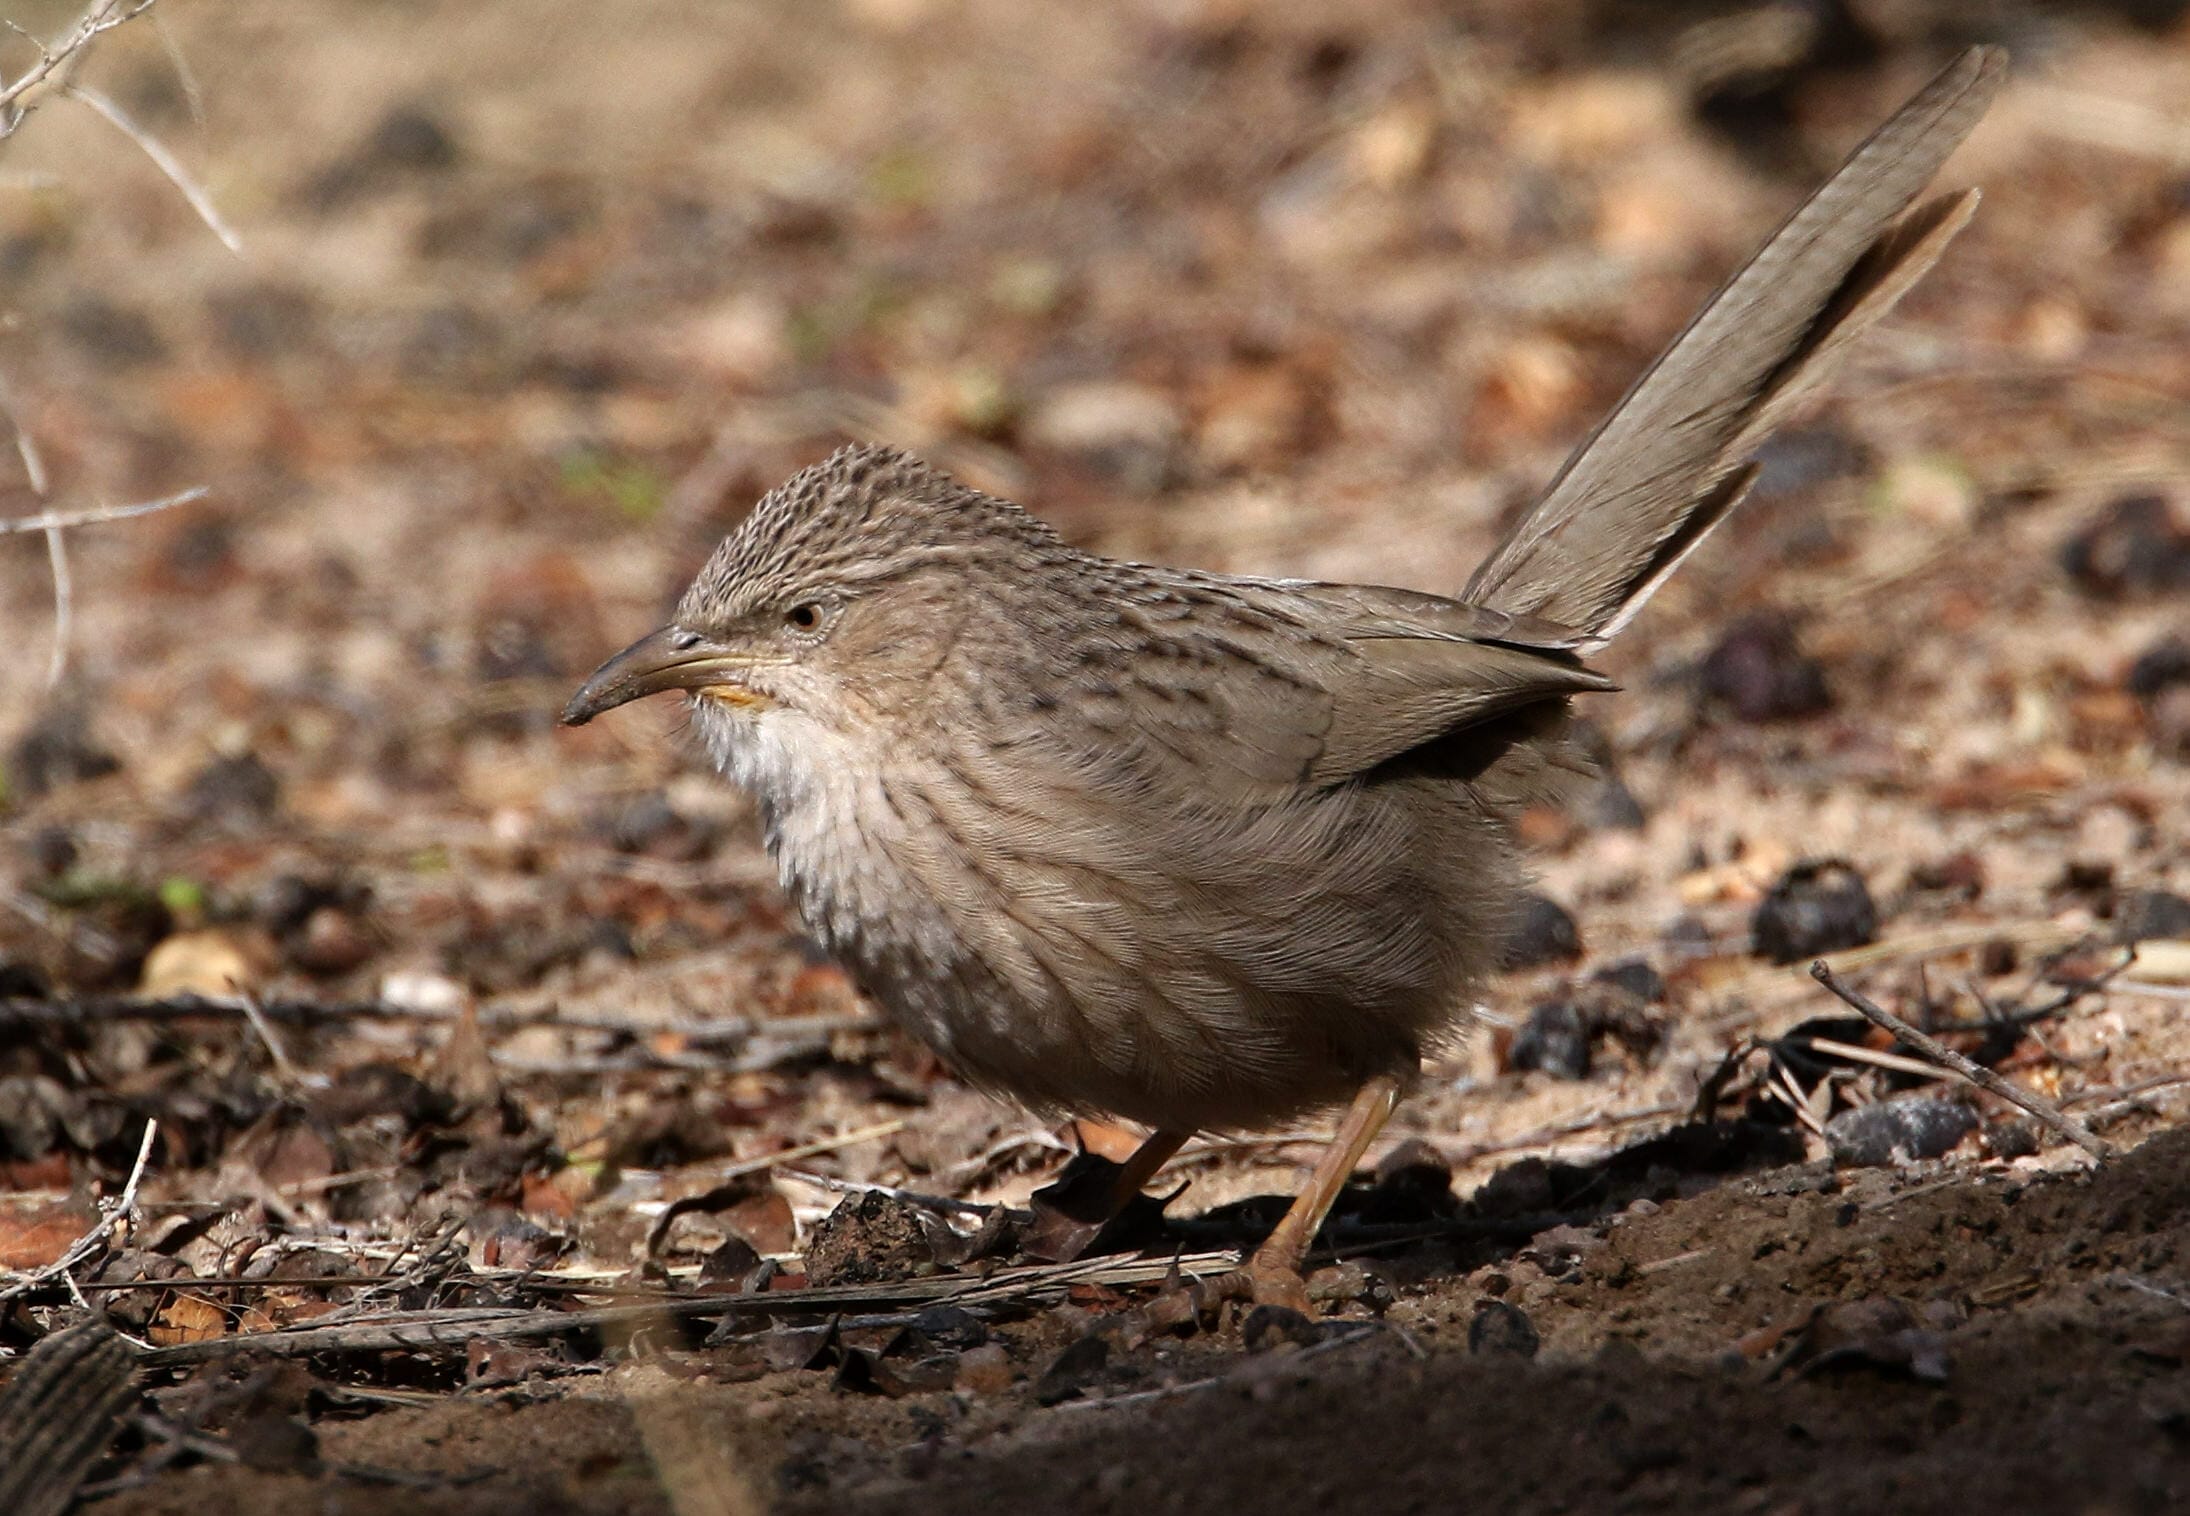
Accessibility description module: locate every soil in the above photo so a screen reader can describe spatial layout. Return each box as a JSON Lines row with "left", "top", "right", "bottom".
{"left": 2, "top": 2, "right": 2189, "bottom": 1513}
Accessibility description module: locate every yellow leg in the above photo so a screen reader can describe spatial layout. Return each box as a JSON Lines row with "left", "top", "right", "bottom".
{"left": 1242, "top": 1076, "right": 1402, "bottom": 1305}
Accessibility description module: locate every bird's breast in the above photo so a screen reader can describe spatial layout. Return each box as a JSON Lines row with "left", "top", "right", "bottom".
{"left": 689, "top": 699, "right": 989, "bottom": 1051}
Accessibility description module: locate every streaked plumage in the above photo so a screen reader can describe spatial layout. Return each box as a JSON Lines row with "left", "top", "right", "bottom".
{"left": 571, "top": 50, "right": 2004, "bottom": 1136}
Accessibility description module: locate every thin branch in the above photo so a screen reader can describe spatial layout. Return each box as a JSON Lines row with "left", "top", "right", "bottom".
{"left": 775, "top": 1169, "right": 996, "bottom": 1219}
{"left": 61, "top": 83, "right": 242, "bottom": 257}
{"left": 149, "top": 9, "right": 200, "bottom": 123}
{"left": 708, "top": 1118, "right": 908, "bottom": 1182}
{"left": 0, "top": 373, "right": 79, "bottom": 687}
{"left": 1810, "top": 962, "right": 2114, "bottom": 1160}
{"left": 1053, "top": 1324, "right": 1389, "bottom": 1414}
{"left": 0, "top": 1117, "right": 158, "bottom": 1307}
{"left": 0, "top": 0, "right": 153, "bottom": 137}
{"left": 1790, "top": 1034, "right": 1957, "bottom": 1082}
{"left": 0, "top": 486, "right": 205, "bottom": 535}
{"left": 231, "top": 988, "right": 303, "bottom": 1084}
{"left": 3, "top": 386, "right": 51, "bottom": 494}
{"left": 137, "top": 1249, "right": 1242, "bottom": 1367}
{"left": 41, "top": 523, "right": 70, "bottom": 689}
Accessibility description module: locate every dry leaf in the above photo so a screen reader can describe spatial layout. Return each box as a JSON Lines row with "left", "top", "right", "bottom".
{"left": 150, "top": 1292, "right": 229, "bottom": 1346}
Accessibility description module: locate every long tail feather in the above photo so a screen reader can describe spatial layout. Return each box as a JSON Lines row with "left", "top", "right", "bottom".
{"left": 1464, "top": 47, "right": 2005, "bottom": 642}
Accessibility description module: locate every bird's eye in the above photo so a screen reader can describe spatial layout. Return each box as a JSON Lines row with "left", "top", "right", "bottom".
{"left": 784, "top": 602, "right": 824, "bottom": 632}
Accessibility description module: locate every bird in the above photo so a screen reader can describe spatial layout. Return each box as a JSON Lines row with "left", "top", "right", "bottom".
{"left": 563, "top": 48, "right": 2004, "bottom": 1304}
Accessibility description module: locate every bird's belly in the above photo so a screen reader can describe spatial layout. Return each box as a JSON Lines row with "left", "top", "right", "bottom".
{"left": 712, "top": 705, "right": 1483, "bottom": 1131}
{"left": 777, "top": 821, "right": 1452, "bottom": 1132}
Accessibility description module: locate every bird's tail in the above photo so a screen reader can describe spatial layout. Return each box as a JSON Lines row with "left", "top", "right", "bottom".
{"left": 1464, "top": 46, "right": 2005, "bottom": 647}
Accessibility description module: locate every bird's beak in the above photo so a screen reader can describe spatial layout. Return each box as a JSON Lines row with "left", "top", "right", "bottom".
{"left": 561, "top": 626, "right": 760, "bottom": 726}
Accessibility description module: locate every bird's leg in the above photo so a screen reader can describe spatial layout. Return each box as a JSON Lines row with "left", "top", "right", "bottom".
{"left": 1237, "top": 1076, "right": 1402, "bottom": 1309}
{"left": 1023, "top": 1127, "right": 1190, "bottom": 1261}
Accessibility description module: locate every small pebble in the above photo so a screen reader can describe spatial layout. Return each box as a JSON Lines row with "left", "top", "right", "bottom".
{"left": 1503, "top": 892, "right": 1581, "bottom": 969}
{"left": 954, "top": 1343, "right": 1013, "bottom": 1394}
{"left": 2059, "top": 494, "right": 2190, "bottom": 599}
{"left": 1508, "top": 1000, "right": 1591, "bottom": 1079}
{"left": 1752, "top": 859, "right": 1878, "bottom": 963}
{"left": 6, "top": 703, "right": 120, "bottom": 800}
{"left": 1825, "top": 1096, "right": 1978, "bottom": 1168}
{"left": 2116, "top": 889, "right": 2190, "bottom": 945}
{"left": 25, "top": 824, "right": 77, "bottom": 878}
{"left": 1590, "top": 957, "right": 1666, "bottom": 1003}
{"left": 292, "top": 906, "right": 374, "bottom": 976}
{"left": 1242, "top": 1304, "right": 1321, "bottom": 1353}
{"left": 1468, "top": 1299, "right": 1540, "bottom": 1358}
{"left": 2126, "top": 636, "right": 2190, "bottom": 700}
{"left": 1031, "top": 1334, "right": 1109, "bottom": 1406}
{"left": 184, "top": 752, "right": 282, "bottom": 825}
{"left": 1698, "top": 610, "right": 1832, "bottom": 721}
{"left": 1906, "top": 851, "right": 1985, "bottom": 901}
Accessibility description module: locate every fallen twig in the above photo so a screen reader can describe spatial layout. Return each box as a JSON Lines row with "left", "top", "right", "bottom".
{"left": 1439, "top": 1099, "right": 1690, "bottom": 1165}
{"left": 0, "top": 1118, "right": 157, "bottom": 1307}
{"left": 1810, "top": 962, "right": 2113, "bottom": 1160}
{"left": 139, "top": 1250, "right": 1242, "bottom": 1366}
{"left": 0, "top": 0, "right": 218, "bottom": 691}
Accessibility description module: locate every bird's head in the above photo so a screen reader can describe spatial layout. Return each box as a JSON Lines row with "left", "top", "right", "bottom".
{"left": 561, "top": 444, "right": 1063, "bottom": 739}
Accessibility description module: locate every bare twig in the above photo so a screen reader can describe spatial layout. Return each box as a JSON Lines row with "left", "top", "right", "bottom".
{"left": 0, "top": 0, "right": 155, "bottom": 138}
{"left": 1, "top": 490, "right": 204, "bottom": 684}
{"left": 0, "top": 1118, "right": 158, "bottom": 1307}
{"left": 0, "top": 993, "right": 880, "bottom": 1088}
{"left": 1791, "top": 1035, "right": 1956, "bottom": 1082}
{"left": 148, "top": 8, "right": 200, "bottom": 122}
{"left": 138, "top": 1250, "right": 1242, "bottom": 1366}
{"left": 708, "top": 1119, "right": 908, "bottom": 1182}
{"left": 0, "top": 487, "right": 207, "bottom": 536}
{"left": 39, "top": 522, "right": 69, "bottom": 690}
{"left": 2117, "top": 1275, "right": 2190, "bottom": 1312}
{"left": 0, "top": 0, "right": 221, "bottom": 693}
{"left": 1810, "top": 962, "right": 2114, "bottom": 1160}
{"left": 61, "top": 83, "right": 242, "bottom": 256}
{"left": 1440, "top": 1099, "right": 1689, "bottom": 1165}
{"left": 3, "top": 379, "right": 51, "bottom": 493}
{"left": 230, "top": 988, "right": 303, "bottom": 1084}
{"left": 0, "top": 369, "right": 67, "bottom": 687}
{"left": 2023, "top": 84, "right": 2190, "bottom": 168}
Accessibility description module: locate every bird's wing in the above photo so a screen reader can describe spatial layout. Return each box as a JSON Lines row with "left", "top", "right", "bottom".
{"left": 1016, "top": 576, "right": 1610, "bottom": 797}
{"left": 1274, "top": 580, "right": 1613, "bottom": 784}
{"left": 1307, "top": 634, "right": 1612, "bottom": 784}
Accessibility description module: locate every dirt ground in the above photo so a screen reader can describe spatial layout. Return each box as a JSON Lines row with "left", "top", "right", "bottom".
{"left": 3, "top": 1, "right": 2189, "bottom": 1512}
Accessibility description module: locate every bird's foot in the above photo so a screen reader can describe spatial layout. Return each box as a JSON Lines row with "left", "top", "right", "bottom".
{"left": 1207, "top": 1256, "right": 1313, "bottom": 1314}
